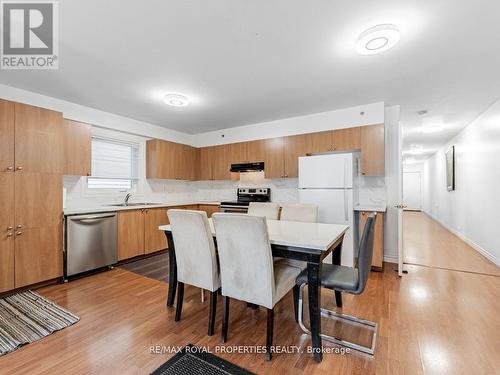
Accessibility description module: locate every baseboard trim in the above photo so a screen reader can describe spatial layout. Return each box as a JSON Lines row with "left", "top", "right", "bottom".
{"left": 383, "top": 255, "right": 398, "bottom": 264}
{"left": 423, "top": 211, "right": 500, "bottom": 267}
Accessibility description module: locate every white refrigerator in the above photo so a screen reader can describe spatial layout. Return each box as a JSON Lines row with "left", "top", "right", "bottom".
{"left": 298, "top": 152, "right": 359, "bottom": 267}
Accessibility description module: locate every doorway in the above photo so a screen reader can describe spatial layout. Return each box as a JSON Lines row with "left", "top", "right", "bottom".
{"left": 402, "top": 172, "right": 422, "bottom": 211}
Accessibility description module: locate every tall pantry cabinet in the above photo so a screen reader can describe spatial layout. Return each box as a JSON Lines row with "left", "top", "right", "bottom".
{"left": 0, "top": 100, "right": 63, "bottom": 292}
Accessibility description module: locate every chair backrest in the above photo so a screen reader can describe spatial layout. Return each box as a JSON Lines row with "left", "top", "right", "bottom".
{"left": 280, "top": 203, "right": 318, "bottom": 223}
{"left": 212, "top": 213, "right": 275, "bottom": 309}
{"left": 355, "top": 213, "right": 376, "bottom": 294}
{"left": 247, "top": 202, "right": 280, "bottom": 220}
{"left": 167, "top": 209, "right": 219, "bottom": 292}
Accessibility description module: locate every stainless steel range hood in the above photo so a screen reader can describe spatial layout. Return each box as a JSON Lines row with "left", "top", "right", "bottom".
{"left": 230, "top": 162, "right": 264, "bottom": 173}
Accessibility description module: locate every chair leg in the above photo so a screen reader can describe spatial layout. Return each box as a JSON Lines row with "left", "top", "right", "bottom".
{"left": 221, "top": 296, "right": 230, "bottom": 343}
{"left": 292, "top": 285, "right": 299, "bottom": 323}
{"left": 297, "top": 283, "right": 377, "bottom": 355}
{"left": 175, "top": 282, "right": 184, "bottom": 322}
{"left": 208, "top": 290, "right": 217, "bottom": 336}
{"left": 265, "top": 308, "right": 274, "bottom": 361}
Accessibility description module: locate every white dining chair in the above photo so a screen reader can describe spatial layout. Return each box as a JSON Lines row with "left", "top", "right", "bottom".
{"left": 212, "top": 213, "right": 301, "bottom": 360}
{"left": 280, "top": 203, "right": 318, "bottom": 223}
{"left": 277, "top": 203, "right": 319, "bottom": 270}
{"left": 167, "top": 209, "right": 220, "bottom": 336}
{"left": 247, "top": 202, "right": 280, "bottom": 220}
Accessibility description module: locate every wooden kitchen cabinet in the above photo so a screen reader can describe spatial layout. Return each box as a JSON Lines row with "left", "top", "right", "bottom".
{"left": 284, "top": 134, "right": 308, "bottom": 178}
{"left": 360, "top": 124, "right": 385, "bottom": 176}
{"left": 14, "top": 103, "right": 64, "bottom": 174}
{"left": 15, "top": 225, "right": 62, "bottom": 287}
{"left": 359, "top": 211, "right": 384, "bottom": 270}
{"left": 144, "top": 208, "right": 169, "bottom": 254}
{"left": 146, "top": 139, "right": 198, "bottom": 180}
{"left": 333, "top": 127, "right": 361, "bottom": 151}
{"left": 305, "top": 130, "right": 335, "bottom": 154}
{"left": 0, "top": 99, "right": 15, "bottom": 172}
{"left": 0, "top": 172, "right": 15, "bottom": 293}
{"left": 0, "top": 101, "right": 63, "bottom": 291}
{"left": 199, "top": 147, "right": 215, "bottom": 180}
{"left": 198, "top": 204, "right": 220, "bottom": 218}
{"left": 118, "top": 210, "right": 145, "bottom": 260}
{"left": 63, "top": 119, "right": 92, "bottom": 176}
{"left": 212, "top": 145, "right": 229, "bottom": 180}
{"left": 245, "top": 137, "right": 284, "bottom": 179}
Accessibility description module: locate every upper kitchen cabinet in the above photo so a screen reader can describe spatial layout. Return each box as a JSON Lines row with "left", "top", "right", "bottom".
{"left": 284, "top": 134, "right": 308, "bottom": 178}
{"left": 360, "top": 124, "right": 385, "bottom": 176}
{"left": 0, "top": 99, "right": 15, "bottom": 172}
{"left": 211, "top": 144, "right": 229, "bottom": 180}
{"left": 247, "top": 138, "right": 285, "bottom": 178}
{"left": 146, "top": 139, "right": 198, "bottom": 180}
{"left": 14, "top": 103, "right": 64, "bottom": 173}
{"left": 305, "top": 131, "right": 335, "bottom": 154}
{"left": 333, "top": 127, "right": 361, "bottom": 151}
{"left": 199, "top": 146, "right": 214, "bottom": 180}
{"left": 63, "top": 119, "right": 92, "bottom": 176}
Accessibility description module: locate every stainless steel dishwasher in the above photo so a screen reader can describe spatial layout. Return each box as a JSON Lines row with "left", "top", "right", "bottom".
{"left": 65, "top": 212, "right": 117, "bottom": 278}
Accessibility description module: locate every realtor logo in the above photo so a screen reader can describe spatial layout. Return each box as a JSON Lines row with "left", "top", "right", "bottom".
{"left": 1, "top": 0, "right": 58, "bottom": 69}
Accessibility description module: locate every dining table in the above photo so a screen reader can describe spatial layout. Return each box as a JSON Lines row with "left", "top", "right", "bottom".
{"left": 159, "top": 218, "right": 349, "bottom": 363}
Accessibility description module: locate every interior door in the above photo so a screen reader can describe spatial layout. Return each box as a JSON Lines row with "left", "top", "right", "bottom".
{"left": 403, "top": 172, "right": 422, "bottom": 211}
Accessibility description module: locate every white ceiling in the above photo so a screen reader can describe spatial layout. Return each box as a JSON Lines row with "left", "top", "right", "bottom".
{"left": 1, "top": 0, "right": 499, "bottom": 161}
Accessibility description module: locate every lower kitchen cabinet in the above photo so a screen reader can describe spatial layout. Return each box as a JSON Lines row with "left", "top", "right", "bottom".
{"left": 118, "top": 210, "right": 145, "bottom": 261}
{"left": 144, "top": 208, "right": 169, "bottom": 254}
{"left": 359, "top": 211, "right": 384, "bottom": 270}
{"left": 15, "top": 225, "right": 63, "bottom": 288}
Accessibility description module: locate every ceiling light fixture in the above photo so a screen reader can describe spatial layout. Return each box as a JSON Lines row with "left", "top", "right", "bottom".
{"left": 356, "top": 24, "right": 401, "bottom": 55}
{"left": 163, "top": 93, "right": 189, "bottom": 107}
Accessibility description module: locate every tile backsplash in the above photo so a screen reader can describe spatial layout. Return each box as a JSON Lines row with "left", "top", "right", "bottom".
{"left": 64, "top": 173, "right": 385, "bottom": 209}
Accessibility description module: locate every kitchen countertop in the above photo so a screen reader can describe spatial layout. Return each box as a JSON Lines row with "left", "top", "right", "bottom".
{"left": 354, "top": 204, "right": 387, "bottom": 213}
{"left": 64, "top": 201, "right": 220, "bottom": 215}
{"left": 160, "top": 218, "right": 349, "bottom": 251}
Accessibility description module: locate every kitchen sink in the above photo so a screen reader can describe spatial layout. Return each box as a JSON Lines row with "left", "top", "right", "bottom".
{"left": 107, "top": 202, "right": 162, "bottom": 207}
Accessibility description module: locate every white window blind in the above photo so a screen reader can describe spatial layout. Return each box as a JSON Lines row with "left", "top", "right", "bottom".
{"left": 87, "top": 137, "right": 139, "bottom": 189}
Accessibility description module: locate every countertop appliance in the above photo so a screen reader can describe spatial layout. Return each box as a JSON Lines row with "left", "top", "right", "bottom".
{"left": 220, "top": 188, "right": 271, "bottom": 213}
{"left": 65, "top": 212, "right": 117, "bottom": 278}
{"left": 298, "top": 152, "right": 359, "bottom": 267}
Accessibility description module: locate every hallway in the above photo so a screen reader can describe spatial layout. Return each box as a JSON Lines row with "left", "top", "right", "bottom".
{"left": 403, "top": 211, "right": 500, "bottom": 276}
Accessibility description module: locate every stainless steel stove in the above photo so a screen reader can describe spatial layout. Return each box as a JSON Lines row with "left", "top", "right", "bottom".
{"left": 220, "top": 188, "right": 271, "bottom": 213}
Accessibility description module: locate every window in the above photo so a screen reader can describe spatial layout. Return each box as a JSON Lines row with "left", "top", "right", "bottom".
{"left": 87, "top": 137, "right": 139, "bottom": 189}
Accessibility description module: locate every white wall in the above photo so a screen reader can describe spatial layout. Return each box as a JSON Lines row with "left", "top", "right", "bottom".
{"left": 0, "top": 84, "right": 192, "bottom": 145}
{"left": 423, "top": 98, "right": 500, "bottom": 266}
{"left": 191, "top": 102, "right": 384, "bottom": 147}
{"left": 383, "top": 105, "right": 401, "bottom": 263}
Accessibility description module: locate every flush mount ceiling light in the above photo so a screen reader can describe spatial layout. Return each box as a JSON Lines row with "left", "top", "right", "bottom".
{"left": 356, "top": 24, "right": 400, "bottom": 55}
{"left": 163, "top": 93, "right": 189, "bottom": 107}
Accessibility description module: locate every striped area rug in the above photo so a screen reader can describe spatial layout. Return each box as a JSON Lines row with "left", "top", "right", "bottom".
{"left": 0, "top": 290, "right": 80, "bottom": 356}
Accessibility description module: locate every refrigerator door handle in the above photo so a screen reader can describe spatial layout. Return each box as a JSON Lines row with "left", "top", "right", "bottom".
{"left": 344, "top": 188, "right": 349, "bottom": 221}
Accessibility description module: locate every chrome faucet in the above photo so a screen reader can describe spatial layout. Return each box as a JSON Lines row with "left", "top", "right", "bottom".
{"left": 124, "top": 193, "right": 132, "bottom": 205}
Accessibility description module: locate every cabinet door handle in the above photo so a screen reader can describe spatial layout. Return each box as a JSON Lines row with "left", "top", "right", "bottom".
{"left": 6, "top": 166, "right": 14, "bottom": 171}
{"left": 16, "top": 166, "right": 23, "bottom": 171}
{"left": 7, "top": 232, "right": 13, "bottom": 237}
{"left": 17, "top": 224, "right": 22, "bottom": 229}
{"left": 16, "top": 231, "right": 22, "bottom": 236}
{"left": 7, "top": 226, "right": 13, "bottom": 230}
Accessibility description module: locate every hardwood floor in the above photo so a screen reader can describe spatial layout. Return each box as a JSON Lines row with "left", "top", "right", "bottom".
{"left": 1, "top": 261, "right": 499, "bottom": 374}
{"left": 403, "top": 211, "right": 500, "bottom": 276}
{"left": 119, "top": 251, "right": 169, "bottom": 282}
